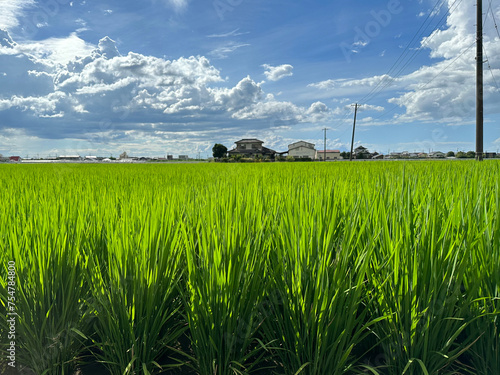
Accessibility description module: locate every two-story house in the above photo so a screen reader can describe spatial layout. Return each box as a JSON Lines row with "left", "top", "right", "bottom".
{"left": 227, "top": 139, "right": 276, "bottom": 158}
{"left": 288, "top": 141, "right": 316, "bottom": 159}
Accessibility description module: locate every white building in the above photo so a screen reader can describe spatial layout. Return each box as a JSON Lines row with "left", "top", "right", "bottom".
{"left": 316, "top": 150, "right": 341, "bottom": 161}
{"left": 288, "top": 141, "right": 316, "bottom": 159}
{"left": 58, "top": 155, "right": 81, "bottom": 161}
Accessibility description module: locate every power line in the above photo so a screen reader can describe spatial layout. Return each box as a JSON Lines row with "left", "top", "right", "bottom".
{"left": 358, "top": 0, "right": 464, "bottom": 105}
{"left": 369, "top": 41, "right": 476, "bottom": 123}
{"left": 483, "top": 47, "right": 500, "bottom": 91}
{"left": 485, "top": 0, "right": 500, "bottom": 38}
{"left": 357, "top": 0, "right": 447, "bottom": 104}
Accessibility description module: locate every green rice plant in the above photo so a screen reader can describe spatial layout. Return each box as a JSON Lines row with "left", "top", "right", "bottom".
{"left": 180, "top": 176, "right": 272, "bottom": 375}
{"left": 366, "top": 162, "right": 485, "bottom": 375}
{"left": 1, "top": 161, "right": 499, "bottom": 375}
{"left": 0, "top": 166, "right": 91, "bottom": 375}
{"left": 259, "top": 166, "right": 382, "bottom": 375}
{"left": 463, "top": 164, "right": 500, "bottom": 374}
{"left": 84, "top": 186, "right": 186, "bottom": 375}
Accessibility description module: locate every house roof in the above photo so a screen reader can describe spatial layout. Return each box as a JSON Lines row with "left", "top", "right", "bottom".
{"left": 235, "top": 138, "right": 263, "bottom": 144}
{"left": 288, "top": 140, "right": 315, "bottom": 149}
{"left": 228, "top": 146, "right": 276, "bottom": 155}
{"left": 317, "top": 150, "right": 340, "bottom": 153}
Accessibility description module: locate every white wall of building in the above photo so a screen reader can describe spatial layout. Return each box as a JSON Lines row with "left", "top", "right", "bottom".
{"left": 316, "top": 151, "right": 341, "bottom": 160}
{"left": 288, "top": 141, "right": 316, "bottom": 159}
{"left": 289, "top": 146, "right": 316, "bottom": 159}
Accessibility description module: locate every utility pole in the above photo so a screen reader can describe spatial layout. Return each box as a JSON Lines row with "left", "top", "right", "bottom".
{"left": 476, "top": 0, "right": 484, "bottom": 161}
{"left": 349, "top": 103, "right": 359, "bottom": 161}
{"left": 322, "top": 128, "right": 328, "bottom": 161}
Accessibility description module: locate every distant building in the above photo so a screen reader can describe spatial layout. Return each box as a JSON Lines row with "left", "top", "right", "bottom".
{"left": 429, "top": 151, "right": 445, "bottom": 158}
{"left": 167, "top": 155, "right": 173, "bottom": 160}
{"left": 178, "top": 155, "right": 189, "bottom": 160}
{"left": 228, "top": 139, "right": 276, "bottom": 158}
{"left": 354, "top": 146, "right": 371, "bottom": 159}
{"left": 316, "top": 150, "right": 341, "bottom": 161}
{"left": 58, "top": 155, "right": 81, "bottom": 161}
{"left": 9, "top": 156, "right": 21, "bottom": 162}
{"left": 288, "top": 141, "right": 316, "bottom": 159}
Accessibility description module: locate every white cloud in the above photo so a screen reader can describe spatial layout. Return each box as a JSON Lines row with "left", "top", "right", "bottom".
{"left": 164, "top": 0, "right": 189, "bottom": 12}
{"left": 309, "top": 74, "right": 402, "bottom": 98}
{"left": 353, "top": 40, "right": 368, "bottom": 47}
{"left": 211, "top": 76, "right": 263, "bottom": 111}
{"left": 19, "top": 33, "right": 96, "bottom": 64}
{"left": 232, "top": 97, "right": 329, "bottom": 124}
{"left": 209, "top": 42, "right": 250, "bottom": 59}
{"left": 0, "top": 0, "right": 35, "bottom": 30}
{"left": 360, "top": 104, "right": 384, "bottom": 112}
{"left": 207, "top": 28, "right": 248, "bottom": 38}
{"left": 0, "top": 32, "right": 331, "bottom": 150}
{"left": 309, "top": 1, "right": 500, "bottom": 123}
{"left": 262, "top": 64, "right": 294, "bottom": 81}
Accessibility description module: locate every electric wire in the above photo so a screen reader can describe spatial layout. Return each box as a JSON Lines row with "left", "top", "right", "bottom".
{"left": 487, "top": 0, "right": 500, "bottom": 39}
{"left": 333, "top": 0, "right": 495, "bottom": 145}
{"left": 483, "top": 47, "right": 500, "bottom": 91}
{"left": 369, "top": 40, "right": 476, "bottom": 123}
{"left": 358, "top": 0, "right": 464, "bottom": 105}
{"left": 357, "top": 0, "right": 448, "bottom": 104}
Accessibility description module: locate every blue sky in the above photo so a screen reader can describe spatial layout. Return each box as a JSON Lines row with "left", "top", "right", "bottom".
{"left": 0, "top": 0, "right": 499, "bottom": 157}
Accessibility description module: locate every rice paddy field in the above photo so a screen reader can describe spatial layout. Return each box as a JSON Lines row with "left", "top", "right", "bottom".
{"left": 0, "top": 161, "right": 499, "bottom": 375}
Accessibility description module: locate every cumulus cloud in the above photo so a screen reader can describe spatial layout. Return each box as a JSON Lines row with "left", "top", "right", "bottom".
{"left": 233, "top": 96, "right": 330, "bottom": 124}
{"left": 0, "top": 30, "right": 330, "bottom": 152}
{"left": 263, "top": 64, "right": 294, "bottom": 81}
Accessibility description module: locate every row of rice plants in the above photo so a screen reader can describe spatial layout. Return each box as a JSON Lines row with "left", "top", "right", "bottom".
{"left": 1, "top": 161, "right": 499, "bottom": 374}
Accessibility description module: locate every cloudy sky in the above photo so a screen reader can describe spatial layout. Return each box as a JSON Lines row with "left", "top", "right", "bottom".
{"left": 0, "top": 0, "right": 499, "bottom": 157}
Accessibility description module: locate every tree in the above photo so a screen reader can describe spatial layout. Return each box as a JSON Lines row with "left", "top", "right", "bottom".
{"left": 340, "top": 151, "right": 350, "bottom": 159}
{"left": 456, "top": 151, "right": 467, "bottom": 158}
{"left": 212, "top": 144, "right": 228, "bottom": 159}
{"left": 446, "top": 151, "right": 455, "bottom": 157}
{"left": 466, "top": 151, "right": 475, "bottom": 158}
